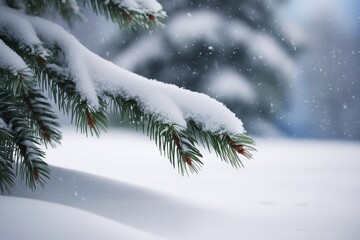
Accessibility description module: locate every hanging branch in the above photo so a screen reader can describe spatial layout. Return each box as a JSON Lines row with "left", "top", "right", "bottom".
{"left": 0, "top": 121, "right": 15, "bottom": 193}
{"left": 0, "top": 2, "right": 256, "bottom": 193}
{"left": 0, "top": 86, "right": 50, "bottom": 190}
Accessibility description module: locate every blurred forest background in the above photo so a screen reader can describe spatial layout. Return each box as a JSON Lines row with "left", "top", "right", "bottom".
{"left": 64, "top": 0, "right": 359, "bottom": 140}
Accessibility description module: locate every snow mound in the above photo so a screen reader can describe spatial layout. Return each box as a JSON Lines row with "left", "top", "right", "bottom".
{"left": 0, "top": 196, "right": 165, "bottom": 240}
{"left": 2, "top": 131, "right": 360, "bottom": 240}
{"left": 6, "top": 165, "right": 249, "bottom": 240}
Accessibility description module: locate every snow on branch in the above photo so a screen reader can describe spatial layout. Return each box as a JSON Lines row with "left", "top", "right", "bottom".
{"left": 108, "top": 0, "right": 163, "bottom": 13}
{"left": 0, "top": 39, "right": 27, "bottom": 70}
{"left": 0, "top": 6, "right": 255, "bottom": 180}
{"left": 84, "top": 0, "right": 167, "bottom": 28}
{"left": 15, "top": 8, "right": 244, "bottom": 135}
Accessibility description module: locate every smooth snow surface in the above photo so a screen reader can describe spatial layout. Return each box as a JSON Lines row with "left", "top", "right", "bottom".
{"left": 2, "top": 130, "right": 359, "bottom": 240}
{"left": 0, "top": 197, "right": 165, "bottom": 240}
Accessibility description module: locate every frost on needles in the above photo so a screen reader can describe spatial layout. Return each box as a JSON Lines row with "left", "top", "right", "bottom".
{"left": 0, "top": 0, "right": 256, "bottom": 193}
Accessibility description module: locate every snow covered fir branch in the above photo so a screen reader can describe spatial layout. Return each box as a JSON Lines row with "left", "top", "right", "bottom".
{"left": 0, "top": 0, "right": 256, "bottom": 193}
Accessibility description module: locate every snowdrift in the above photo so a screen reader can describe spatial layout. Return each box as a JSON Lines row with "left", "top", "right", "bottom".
{"left": 1, "top": 130, "right": 360, "bottom": 239}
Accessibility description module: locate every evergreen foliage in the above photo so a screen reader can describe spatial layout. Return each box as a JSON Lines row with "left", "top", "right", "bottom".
{"left": 0, "top": 0, "right": 255, "bottom": 193}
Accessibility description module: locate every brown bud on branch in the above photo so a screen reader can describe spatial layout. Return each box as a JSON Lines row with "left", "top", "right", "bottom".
{"left": 85, "top": 109, "right": 95, "bottom": 129}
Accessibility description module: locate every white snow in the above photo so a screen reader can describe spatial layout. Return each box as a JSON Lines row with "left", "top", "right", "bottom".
{"left": 226, "top": 20, "right": 296, "bottom": 80}
{"left": 226, "top": 20, "right": 253, "bottom": 43}
{"left": 0, "top": 39, "right": 27, "bottom": 70}
{"left": 2, "top": 130, "right": 359, "bottom": 240}
{"left": 112, "top": 0, "right": 163, "bottom": 13}
{"left": 0, "top": 118, "right": 6, "bottom": 128}
{"left": 167, "top": 10, "right": 222, "bottom": 51}
{"left": 207, "top": 68, "right": 257, "bottom": 104}
{"left": 134, "top": 0, "right": 163, "bottom": 12}
{"left": 250, "top": 32, "right": 297, "bottom": 79}
{"left": 0, "top": 196, "right": 165, "bottom": 240}
{"left": 113, "top": 34, "right": 167, "bottom": 70}
{"left": 67, "top": 0, "right": 81, "bottom": 15}
{"left": 0, "top": 8, "right": 45, "bottom": 56}
{"left": 277, "top": 16, "right": 308, "bottom": 51}
{"left": 28, "top": 16, "right": 100, "bottom": 107}
{"left": 166, "top": 12, "right": 296, "bottom": 80}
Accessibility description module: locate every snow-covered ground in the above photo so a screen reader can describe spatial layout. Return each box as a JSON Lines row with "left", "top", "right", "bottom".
{"left": 1, "top": 129, "right": 360, "bottom": 240}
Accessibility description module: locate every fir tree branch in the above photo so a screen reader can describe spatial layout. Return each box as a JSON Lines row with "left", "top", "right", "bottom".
{"left": 0, "top": 87, "right": 50, "bottom": 190}
{"left": 0, "top": 122, "right": 15, "bottom": 193}
{"left": 0, "top": 36, "right": 57, "bottom": 191}
{"left": 0, "top": 65, "right": 62, "bottom": 146}
{"left": 107, "top": 93, "right": 255, "bottom": 174}
{"left": 1, "top": 31, "right": 106, "bottom": 138}
{"left": 15, "top": 133, "right": 50, "bottom": 189}
{"left": 0, "top": 151, "right": 15, "bottom": 193}
{"left": 24, "top": 89, "right": 62, "bottom": 146}
{"left": 82, "top": 0, "right": 167, "bottom": 29}
{"left": 0, "top": 5, "right": 256, "bottom": 193}
{"left": 107, "top": 94, "right": 203, "bottom": 174}
{"left": 4, "top": 0, "right": 166, "bottom": 29}
{"left": 36, "top": 61, "right": 109, "bottom": 137}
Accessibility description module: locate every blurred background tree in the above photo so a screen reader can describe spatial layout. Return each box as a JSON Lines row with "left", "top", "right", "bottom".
{"left": 40, "top": 0, "right": 359, "bottom": 140}
{"left": 284, "top": 1, "right": 360, "bottom": 139}
{"left": 98, "top": 0, "right": 306, "bottom": 136}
